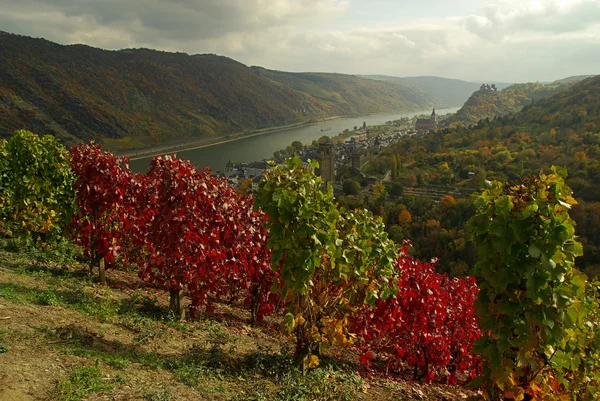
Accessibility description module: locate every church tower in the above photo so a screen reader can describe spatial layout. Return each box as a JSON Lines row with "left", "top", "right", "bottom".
{"left": 431, "top": 108, "right": 436, "bottom": 129}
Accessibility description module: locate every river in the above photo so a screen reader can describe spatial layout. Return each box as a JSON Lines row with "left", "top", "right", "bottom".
{"left": 129, "top": 107, "right": 459, "bottom": 173}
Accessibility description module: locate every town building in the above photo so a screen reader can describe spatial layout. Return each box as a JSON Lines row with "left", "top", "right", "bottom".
{"left": 415, "top": 108, "right": 437, "bottom": 132}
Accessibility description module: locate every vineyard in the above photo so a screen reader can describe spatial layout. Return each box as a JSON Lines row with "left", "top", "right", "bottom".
{"left": 397, "top": 185, "right": 476, "bottom": 204}
{"left": 0, "top": 130, "right": 599, "bottom": 400}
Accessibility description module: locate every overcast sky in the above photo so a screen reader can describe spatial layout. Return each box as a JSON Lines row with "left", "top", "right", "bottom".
{"left": 1, "top": 0, "right": 599, "bottom": 82}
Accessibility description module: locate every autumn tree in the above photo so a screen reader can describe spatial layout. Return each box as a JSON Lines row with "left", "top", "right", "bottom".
{"left": 467, "top": 166, "right": 600, "bottom": 399}
{"left": 353, "top": 243, "right": 481, "bottom": 383}
{"left": 139, "top": 156, "right": 234, "bottom": 319}
{"left": 70, "top": 142, "right": 140, "bottom": 284}
{"left": 0, "top": 130, "right": 75, "bottom": 241}
{"left": 255, "top": 157, "right": 398, "bottom": 368}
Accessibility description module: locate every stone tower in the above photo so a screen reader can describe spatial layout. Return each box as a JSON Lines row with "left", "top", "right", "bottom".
{"left": 318, "top": 142, "right": 335, "bottom": 183}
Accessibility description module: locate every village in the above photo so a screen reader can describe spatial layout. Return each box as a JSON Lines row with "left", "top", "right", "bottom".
{"left": 219, "top": 109, "right": 439, "bottom": 193}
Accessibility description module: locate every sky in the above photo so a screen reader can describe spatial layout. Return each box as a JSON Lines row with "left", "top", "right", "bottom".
{"left": 0, "top": 0, "right": 599, "bottom": 83}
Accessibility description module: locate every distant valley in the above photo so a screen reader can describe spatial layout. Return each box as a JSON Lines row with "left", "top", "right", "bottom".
{"left": 360, "top": 75, "right": 512, "bottom": 108}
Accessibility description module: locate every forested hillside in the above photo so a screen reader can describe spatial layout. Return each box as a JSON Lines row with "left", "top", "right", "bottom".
{"left": 0, "top": 31, "right": 429, "bottom": 149}
{"left": 342, "top": 75, "right": 600, "bottom": 278}
{"left": 444, "top": 77, "right": 595, "bottom": 127}
{"left": 361, "top": 75, "right": 488, "bottom": 108}
{"left": 254, "top": 68, "right": 431, "bottom": 115}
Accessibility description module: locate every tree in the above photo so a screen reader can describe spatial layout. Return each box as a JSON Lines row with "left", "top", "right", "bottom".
{"left": 255, "top": 157, "right": 398, "bottom": 368}
{"left": 0, "top": 130, "right": 75, "bottom": 241}
{"left": 353, "top": 244, "right": 481, "bottom": 383}
{"left": 291, "top": 141, "right": 303, "bottom": 151}
{"left": 342, "top": 179, "right": 360, "bottom": 196}
{"left": 439, "top": 195, "right": 456, "bottom": 215}
{"left": 70, "top": 142, "right": 140, "bottom": 284}
{"left": 467, "top": 166, "right": 599, "bottom": 399}
{"left": 390, "top": 183, "right": 404, "bottom": 197}
{"left": 371, "top": 181, "right": 386, "bottom": 207}
{"left": 398, "top": 209, "right": 413, "bottom": 229}
{"left": 139, "top": 156, "right": 236, "bottom": 319}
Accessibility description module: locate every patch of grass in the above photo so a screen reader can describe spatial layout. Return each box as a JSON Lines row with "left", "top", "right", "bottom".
{"left": 0, "top": 236, "right": 84, "bottom": 266}
{"left": 34, "top": 289, "right": 61, "bottom": 306}
{"left": 143, "top": 388, "right": 173, "bottom": 401}
{"left": 0, "top": 281, "right": 123, "bottom": 322}
{"left": 0, "top": 282, "right": 35, "bottom": 303}
{"left": 239, "top": 346, "right": 364, "bottom": 401}
{"left": 51, "top": 363, "right": 115, "bottom": 401}
{"left": 269, "top": 365, "right": 364, "bottom": 401}
{"left": 68, "top": 348, "right": 131, "bottom": 369}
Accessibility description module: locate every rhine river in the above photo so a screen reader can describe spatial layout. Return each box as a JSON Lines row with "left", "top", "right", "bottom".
{"left": 129, "top": 107, "right": 459, "bottom": 173}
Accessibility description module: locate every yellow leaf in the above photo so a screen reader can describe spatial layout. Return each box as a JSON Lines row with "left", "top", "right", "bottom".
{"left": 307, "top": 355, "right": 320, "bottom": 369}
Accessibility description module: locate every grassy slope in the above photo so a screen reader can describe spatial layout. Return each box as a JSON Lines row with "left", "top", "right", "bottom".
{"left": 0, "top": 240, "right": 475, "bottom": 401}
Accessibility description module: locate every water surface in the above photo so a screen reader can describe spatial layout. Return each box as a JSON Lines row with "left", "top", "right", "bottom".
{"left": 129, "top": 108, "right": 458, "bottom": 173}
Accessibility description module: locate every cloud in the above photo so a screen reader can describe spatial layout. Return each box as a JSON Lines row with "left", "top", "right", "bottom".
{"left": 0, "top": 0, "right": 598, "bottom": 82}
{"left": 464, "top": 0, "right": 600, "bottom": 41}
{"left": 0, "top": 0, "right": 348, "bottom": 48}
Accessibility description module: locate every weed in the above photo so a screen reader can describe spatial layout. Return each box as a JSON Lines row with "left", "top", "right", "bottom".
{"left": 113, "top": 374, "right": 127, "bottom": 384}
{"left": 69, "top": 348, "right": 131, "bottom": 369}
{"left": 51, "top": 363, "right": 114, "bottom": 401}
{"left": 0, "top": 236, "right": 83, "bottom": 266}
{"left": 34, "top": 289, "right": 60, "bottom": 306}
{"left": 270, "top": 365, "right": 363, "bottom": 401}
{"left": 0, "top": 344, "right": 8, "bottom": 353}
{"left": 143, "top": 388, "right": 173, "bottom": 401}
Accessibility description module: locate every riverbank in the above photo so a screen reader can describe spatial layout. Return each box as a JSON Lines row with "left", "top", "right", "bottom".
{"left": 126, "top": 107, "right": 459, "bottom": 172}
{"left": 122, "top": 116, "right": 345, "bottom": 161}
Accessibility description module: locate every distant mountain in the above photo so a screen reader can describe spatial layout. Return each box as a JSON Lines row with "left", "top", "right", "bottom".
{"left": 0, "top": 31, "right": 430, "bottom": 150}
{"left": 443, "top": 77, "right": 596, "bottom": 127}
{"left": 509, "top": 75, "right": 600, "bottom": 134}
{"left": 360, "top": 75, "right": 509, "bottom": 108}
{"left": 552, "top": 75, "right": 597, "bottom": 85}
{"left": 254, "top": 68, "right": 430, "bottom": 116}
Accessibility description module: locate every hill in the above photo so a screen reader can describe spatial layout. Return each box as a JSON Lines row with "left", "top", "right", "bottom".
{"left": 360, "top": 75, "right": 507, "bottom": 108}
{"left": 444, "top": 76, "right": 596, "bottom": 127}
{"left": 388, "top": 75, "right": 600, "bottom": 199}
{"left": 552, "top": 74, "right": 597, "bottom": 85}
{"left": 357, "top": 75, "right": 600, "bottom": 277}
{"left": 0, "top": 240, "right": 476, "bottom": 401}
{"left": 254, "top": 68, "right": 429, "bottom": 116}
{"left": 0, "top": 31, "right": 430, "bottom": 150}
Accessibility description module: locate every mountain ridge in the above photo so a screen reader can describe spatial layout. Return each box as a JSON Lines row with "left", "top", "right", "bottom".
{"left": 443, "top": 76, "right": 596, "bottom": 127}
{"left": 359, "top": 75, "right": 511, "bottom": 108}
{"left": 0, "top": 31, "right": 430, "bottom": 150}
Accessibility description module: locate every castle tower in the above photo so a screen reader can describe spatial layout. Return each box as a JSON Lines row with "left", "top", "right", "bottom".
{"left": 317, "top": 142, "right": 335, "bottom": 183}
